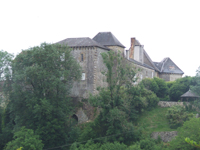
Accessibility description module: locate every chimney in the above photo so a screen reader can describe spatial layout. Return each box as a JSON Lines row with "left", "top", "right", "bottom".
{"left": 129, "top": 38, "right": 135, "bottom": 59}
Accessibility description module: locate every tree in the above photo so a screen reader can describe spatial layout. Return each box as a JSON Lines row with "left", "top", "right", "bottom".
{"left": 4, "top": 127, "right": 44, "bottom": 150}
{"left": 153, "top": 77, "right": 169, "bottom": 101}
{"left": 84, "top": 51, "right": 141, "bottom": 144}
{"left": 0, "top": 50, "right": 13, "bottom": 80}
{"left": 169, "top": 76, "right": 195, "bottom": 101}
{"left": 169, "top": 118, "right": 200, "bottom": 150}
{"left": 139, "top": 78, "right": 159, "bottom": 94}
{"left": 6, "top": 43, "right": 81, "bottom": 149}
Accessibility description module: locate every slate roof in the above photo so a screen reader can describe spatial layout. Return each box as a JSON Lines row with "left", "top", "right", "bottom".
{"left": 153, "top": 57, "right": 184, "bottom": 74}
{"left": 143, "top": 50, "right": 160, "bottom": 72}
{"left": 56, "top": 37, "right": 109, "bottom": 50}
{"left": 129, "top": 58, "right": 155, "bottom": 70}
{"left": 181, "top": 89, "right": 200, "bottom": 98}
{"left": 93, "top": 32, "right": 125, "bottom": 48}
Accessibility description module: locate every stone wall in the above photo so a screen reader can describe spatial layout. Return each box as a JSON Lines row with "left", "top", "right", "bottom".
{"left": 151, "top": 131, "right": 178, "bottom": 142}
{"left": 76, "top": 108, "right": 89, "bottom": 124}
{"left": 159, "top": 73, "right": 182, "bottom": 81}
{"left": 70, "top": 47, "right": 108, "bottom": 98}
{"left": 158, "top": 101, "right": 185, "bottom": 107}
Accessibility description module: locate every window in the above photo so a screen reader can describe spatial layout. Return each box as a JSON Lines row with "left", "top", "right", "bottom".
{"left": 81, "top": 73, "right": 85, "bottom": 80}
{"left": 81, "top": 54, "right": 83, "bottom": 61}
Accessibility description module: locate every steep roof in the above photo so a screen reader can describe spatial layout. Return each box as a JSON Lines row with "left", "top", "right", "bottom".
{"left": 143, "top": 50, "right": 160, "bottom": 72}
{"left": 56, "top": 37, "right": 109, "bottom": 50}
{"left": 153, "top": 57, "right": 184, "bottom": 74}
{"left": 181, "top": 89, "right": 200, "bottom": 98}
{"left": 93, "top": 32, "right": 125, "bottom": 48}
{"left": 129, "top": 58, "right": 155, "bottom": 70}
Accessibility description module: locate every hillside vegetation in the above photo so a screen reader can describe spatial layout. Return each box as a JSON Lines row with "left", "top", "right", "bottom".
{"left": 137, "top": 107, "right": 175, "bottom": 135}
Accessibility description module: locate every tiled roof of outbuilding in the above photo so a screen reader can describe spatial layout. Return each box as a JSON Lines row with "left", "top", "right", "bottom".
{"left": 153, "top": 57, "right": 184, "bottom": 74}
{"left": 56, "top": 37, "right": 109, "bottom": 50}
{"left": 181, "top": 89, "right": 199, "bottom": 98}
{"left": 93, "top": 32, "right": 125, "bottom": 48}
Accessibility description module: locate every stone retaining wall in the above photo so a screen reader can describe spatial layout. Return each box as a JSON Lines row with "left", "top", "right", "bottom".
{"left": 151, "top": 131, "right": 178, "bottom": 142}
{"left": 158, "top": 101, "right": 185, "bottom": 107}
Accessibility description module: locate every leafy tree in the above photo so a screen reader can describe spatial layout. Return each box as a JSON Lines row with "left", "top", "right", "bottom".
{"left": 0, "top": 50, "right": 13, "bottom": 80}
{"left": 70, "top": 140, "right": 128, "bottom": 150}
{"left": 6, "top": 43, "right": 81, "bottom": 149}
{"left": 169, "top": 76, "right": 195, "bottom": 101}
{"left": 185, "top": 138, "right": 200, "bottom": 149}
{"left": 4, "top": 127, "right": 44, "bottom": 150}
{"left": 166, "top": 105, "right": 193, "bottom": 129}
{"left": 169, "top": 118, "right": 200, "bottom": 150}
{"left": 83, "top": 51, "right": 141, "bottom": 144}
{"left": 190, "top": 67, "right": 200, "bottom": 96}
{"left": 140, "top": 78, "right": 159, "bottom": 94}
{"left": 153, "top": 77, "right": 169, "bottom": 101}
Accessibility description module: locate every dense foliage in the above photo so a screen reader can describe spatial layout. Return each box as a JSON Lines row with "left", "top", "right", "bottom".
{"left": 4, "top": 127, "right": 44, "bottom": 150}
{"left": 169, "top": 76, "right": 196, "bottom": 101}
{"left": 168, "top": 118, "right": 200, "bottom": 150}
{"left": 1, "top": 43, "right": 82, "bottom": 149}
{"left": 0, "top": 50, "right": 13, "bottom": 80}
{"left": 140, "top": 77, "right": 169, "bottom": 101}
{"left": 166, "top": 105, "right": 193, "bottom": 129}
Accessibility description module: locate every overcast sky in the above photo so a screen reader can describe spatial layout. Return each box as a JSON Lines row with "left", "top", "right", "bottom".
{"left": 0, "top": 0, "right": 199, "bottom": 76}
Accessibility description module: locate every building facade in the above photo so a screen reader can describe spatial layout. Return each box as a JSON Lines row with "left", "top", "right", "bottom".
{"left": 56, "top": 32, "right": 184, "bottom": 99}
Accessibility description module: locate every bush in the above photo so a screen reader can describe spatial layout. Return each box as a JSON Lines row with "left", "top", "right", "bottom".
{"left": 4, "top": 127, "right": 44, "bottom": 150}
{"left": 140, "top": 77, "right": 169, "bottom": 101}
{"left": 169, "top": 76, "right": 194, "bottom": 101}
{"left": 166, "top": 105, "right": 193, "bottom": 129}
{"left": 153, "top": 77, "right": 169, "bottom": 99}
{"left": 140, "top": 78, "right": 159, "bottom": 94}
{"left": 70, "top": 141, "right": 128, "bottom": 150}
{"left": 169, "top": 118, "right": 200, "bottom": 150}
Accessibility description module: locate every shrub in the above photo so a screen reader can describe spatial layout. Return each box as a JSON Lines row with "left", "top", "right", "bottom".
{"left": 169, "top": 118, "right": 200, "bottom": 150}
{"left": 4, "top": 127, "right": 44, "bottom": 150}
{"left": 153, "top": 77, "right": 169, "bottom": 99}
{"left": 166, "top": 105, "right": 193, "bottom": 129}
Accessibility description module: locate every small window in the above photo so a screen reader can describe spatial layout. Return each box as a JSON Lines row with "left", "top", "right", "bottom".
{"left": 81, "top": 73, "right": 85, "bottom": 80}
{"left": 81, "top": 54, "right": 84, "bottom": 61}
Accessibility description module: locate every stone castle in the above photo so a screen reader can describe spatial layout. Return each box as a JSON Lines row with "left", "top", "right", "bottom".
{"left": 56, "top": 32, "right": 184, "bottom": 123}
{"left": 56, "top": 32, "right": 184, "bottom": 99}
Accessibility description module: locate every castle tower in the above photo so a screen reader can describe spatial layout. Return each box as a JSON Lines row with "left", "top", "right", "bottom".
{"left": 93, "top": 32, "right": 125, "bottom": 54}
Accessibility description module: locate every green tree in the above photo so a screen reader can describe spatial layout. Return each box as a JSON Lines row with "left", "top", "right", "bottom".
{"left": 82, "top": 51, "right": 142, "bottom": 144}
{"left": 169, "top": 76, "right": 195, "bottom": 101}
{"left": 190, "top": 67, "right": 200, "bottom": 96}
{"left": 140, "top": 78, "right": 159, "bottom": 94}
{"left": 0, "top": 50, "right": 13, "bottom": 80}
{"left": 169, "top": 118, "right": 200, "bottom": 150}
{"left": 6, "top": 43, "right": 81, "bottom": 149}
{"left": 153, "top": 77, "right": 169, "bottom": 101}
{"left": 4, "top": 127, "right": 44, "bottom": 150}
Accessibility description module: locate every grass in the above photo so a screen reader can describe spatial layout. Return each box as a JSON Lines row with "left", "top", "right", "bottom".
{"left": 136, "top": 107, "right": 175, "bottom": 135}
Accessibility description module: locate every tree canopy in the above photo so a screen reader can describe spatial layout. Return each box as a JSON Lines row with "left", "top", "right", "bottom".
{"left": 4, "top": 43, "right": 81, "bottom": 149}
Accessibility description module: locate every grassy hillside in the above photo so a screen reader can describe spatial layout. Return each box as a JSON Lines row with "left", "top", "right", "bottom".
{"left": 136, "top": 107, "right": 175, "bottom": 135}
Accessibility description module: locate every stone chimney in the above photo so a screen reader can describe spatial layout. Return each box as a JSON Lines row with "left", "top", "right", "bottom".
{"left": 129, "top": 38, "right": 135, "bottom": 59}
